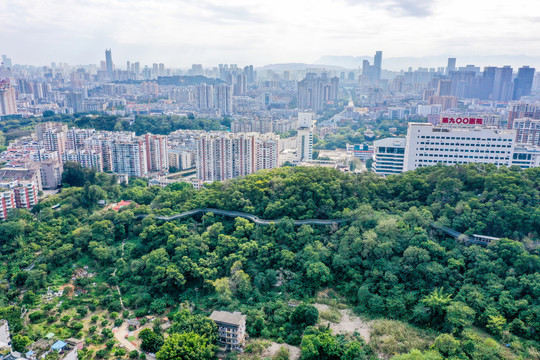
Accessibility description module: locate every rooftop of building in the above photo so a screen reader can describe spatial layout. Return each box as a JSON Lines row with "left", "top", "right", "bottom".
{"left": 209, "top": 311, "right": 246, "bottom": 326}
{"left": 374, "top": 137, "right": 406, "bottom": 147}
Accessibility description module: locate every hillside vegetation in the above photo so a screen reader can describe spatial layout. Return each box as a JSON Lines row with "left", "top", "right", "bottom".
{"left": 0, "top": 164, "right": 538, "bottom": 359}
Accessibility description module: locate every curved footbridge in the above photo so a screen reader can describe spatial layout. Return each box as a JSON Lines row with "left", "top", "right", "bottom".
{"left": 136, "top": 208, "right": 347, "bottom": 226}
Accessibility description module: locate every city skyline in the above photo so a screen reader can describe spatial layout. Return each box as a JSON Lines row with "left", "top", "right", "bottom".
{"left": 2, "top": 0, "right": 540, "bottom": 68}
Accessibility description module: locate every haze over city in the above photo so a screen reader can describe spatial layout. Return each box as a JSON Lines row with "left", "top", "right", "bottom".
{"left": 2, "top": 0, "right": 540, "bottom": 68}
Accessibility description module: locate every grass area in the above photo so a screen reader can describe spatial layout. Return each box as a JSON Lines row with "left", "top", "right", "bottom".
{"left": 241, "top": 339, "right": 271, "bottom": 359}
{"left": 127, "top": 336, "right": 136, "bottom": 341}
{"left": 370, "top": 319, "right": 436, "bottom": 358}
{"left": 319, "top": 308, "right": 342, "bottom": 323}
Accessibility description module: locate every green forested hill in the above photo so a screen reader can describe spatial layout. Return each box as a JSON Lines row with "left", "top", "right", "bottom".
{"left": 0, "top": 164, "right": 539, "bottom": 359}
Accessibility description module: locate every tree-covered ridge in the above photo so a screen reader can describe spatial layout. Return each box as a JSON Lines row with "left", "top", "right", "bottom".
{"left": 0, "top": 165, "right": 538, "bottom": 359}
{"left": 0, "top": 113, "right": 226, "bottom": 142}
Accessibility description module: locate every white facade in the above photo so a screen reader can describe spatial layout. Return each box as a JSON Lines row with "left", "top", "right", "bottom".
{"left": 513, "top": 118, "right": 540, "bottom": 146}
{"left": 296, "top": 129, "right": 313, "bottom": 162}
{"left": 297, "top": 112, "right": 315, "bottom": 128}
{"left": 145, "top": 134, "right": 169, "bottom": 173}
{"left": 62, "top": 149, "right": 103, "bottom": 172}
{"left": 403, "top": 123, "right": 516, "bottom": 171}
{"left": 0, "top": 80, "right": 17, "bottom": 116}
{"left": 197, "top": 132, "right": 279, "bottom": 182}
{"left": 373, "top": 138, "right": 406, "bottom": 175}
{"left": 296, "top": 112, "right": 315, "bottom": 162}
{"left": 110, "top": 140, "right": 148, "bottom": 177}
{"left": 512, "top": 146, "right": 540, "bottom": 168}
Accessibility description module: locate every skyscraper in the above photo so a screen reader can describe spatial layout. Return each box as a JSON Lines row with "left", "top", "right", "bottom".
{"left": 492, "top": 66, "right": 513, "bottom": 102}
{"left": 373, "top": 51, "right": 383, "bottom": 82}
{"left": 105, "top": 49, "right": 113, "bottom": 77}
{"left": 1, "top": 55, "right": 12, "bottom": 68}
{"left": 197, "top": 83, "right": 214, "bottom": 109}
{"left": 513, "top": 66, "right": 535, "bottom": 100}
{"left": 447, "top": 58, "right": 456, "bottom": 75}
{"left": 215, "top": 84, "right": 233, "bottom": 115}
{"left": 298, "top": 74, "right": 339, "bottom": 113}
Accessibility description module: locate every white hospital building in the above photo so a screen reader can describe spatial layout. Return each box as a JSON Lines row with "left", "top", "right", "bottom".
{"left": 373, "top": 121, "right": 540, "bottom": 175}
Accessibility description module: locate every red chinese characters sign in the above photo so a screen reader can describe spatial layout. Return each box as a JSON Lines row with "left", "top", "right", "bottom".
{"left": 441, "top": 117, "right": 483, "bottom": 125}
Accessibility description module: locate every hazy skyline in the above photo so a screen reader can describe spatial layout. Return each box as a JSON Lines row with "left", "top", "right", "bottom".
{"left": 2, "top": 0, "right": 540, "bottom": 69}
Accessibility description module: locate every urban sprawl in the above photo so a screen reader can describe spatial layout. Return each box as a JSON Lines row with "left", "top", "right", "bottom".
{"left": 0, "top": 51, "right": 539, "bottom": 222}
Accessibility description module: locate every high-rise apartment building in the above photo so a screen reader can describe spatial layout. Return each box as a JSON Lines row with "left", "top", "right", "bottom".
{"left": 66, "top": 91, "right": 84, "bottom": 113}
{"left": 145, "top": 134, "right": 169, "bottom": 173}
{"left": 110, "top": 139, "right": 148, "bottom": 177}
{"left": 513, "top": 118, "right": 540, "bottom": 146}
{"left": 0, "top": 190, "right": 15, "bottom": 220}
{"left": 298, "top": 74, "right": 339, "bottom": 113}
{"left": 66, "top": 128, "right": 96, "bottom": 151}
{"left": 196, "top": 132, "right": 279, "bottom": 182}
{"left": 215, "top": 84, "right": 233, "bottom": 115}
{"left": 507, "top": 102, "right": 540, "bottom": 129}
{"left": 197, "top": 83, "right": 214, "bottom": 109}
{"left": 437, "top": 79, "right": 452, "bottom": 96}
{"left": 35, "top": 122, "right": 68, "bottom": 155}
{"left": 62, "top": 149, "right": 104, "bottom": 172}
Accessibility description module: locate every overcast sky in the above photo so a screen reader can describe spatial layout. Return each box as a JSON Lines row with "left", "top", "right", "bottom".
{"left": 2, "top": 0, "right": 539, "bottom": 69}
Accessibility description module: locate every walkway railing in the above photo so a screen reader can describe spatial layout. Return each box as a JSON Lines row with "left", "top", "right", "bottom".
{"left": 135, "top": 208, "right": 347, "bottom": 226}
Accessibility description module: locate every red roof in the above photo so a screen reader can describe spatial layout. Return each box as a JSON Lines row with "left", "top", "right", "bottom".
{"left": 112, "top": 200, "right": 133, "bottom": 211}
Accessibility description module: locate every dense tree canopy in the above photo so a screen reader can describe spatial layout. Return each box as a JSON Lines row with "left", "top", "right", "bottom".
{"left": 0, "top": 165, "right": 538, "bottom": 359}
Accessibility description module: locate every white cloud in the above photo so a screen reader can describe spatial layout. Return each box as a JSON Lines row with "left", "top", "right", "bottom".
{"left": 1, "top": 0, "right": 539, "bottom": 67}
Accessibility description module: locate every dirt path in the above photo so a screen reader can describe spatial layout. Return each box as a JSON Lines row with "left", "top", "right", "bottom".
{"left": 113, "top": 322, "right": 138, "bottom": 352}
{"left": 314, "top": 304, "right": 372, "bottom": 343}
{"left": 262, "top": 342, "right": 300, "bottom": 360}
{"left": 113, "top": 239, "right": 126, "bottom": 310}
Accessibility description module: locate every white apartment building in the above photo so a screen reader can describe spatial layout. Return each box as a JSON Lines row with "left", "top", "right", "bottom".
{"left": 373, "top": 138, "right": 406, "bottom": 175}
{"left": 110, "top": 139, "right": 148, "bottom": 177}
{"left": 62, "top": 149, "right": 104, "bottom": 172}
{"left": 0, "top": 191, "right": 15, "bottom": 220}
{"left": 145, "top": 134, "right": 169, "bottom": 173}
{"left": 0, "top": 180, "right": 38, "bottom": 210}
{"left": 403, "top": 123, "right": 516, "bottom": 171}
{"left": 197, "top": 132, "right": 279, "bottom": 182}
{"left": 168, "top": 149, "right": 194, "bottom": 170}
{"left": 513, "top": 118, "right": 540, "bottom": 146}
{"left": 66, "top": 128, "right": 96, "bottom": 150}
{"left": 296, "top": 112, "right": 315, "bottom": 162}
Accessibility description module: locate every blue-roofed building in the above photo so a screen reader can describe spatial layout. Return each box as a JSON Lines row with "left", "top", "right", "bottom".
{"left": 51, "top": 341, "right": 67, "bottom": 351}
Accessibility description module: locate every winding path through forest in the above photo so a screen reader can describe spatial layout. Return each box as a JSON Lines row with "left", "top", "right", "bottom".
{"left": 135, "top": 208, "right": 348, "bottom": 226}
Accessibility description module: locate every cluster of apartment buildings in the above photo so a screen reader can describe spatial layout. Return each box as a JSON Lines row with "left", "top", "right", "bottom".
{"left": 373, "top": 111, "right": 540, "bottom": 175}
{"left": 196, "top": 112, "right": 316, "bottom": 182}
{"left": 0, "top": 111, "right": 317, "bottom": 217}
